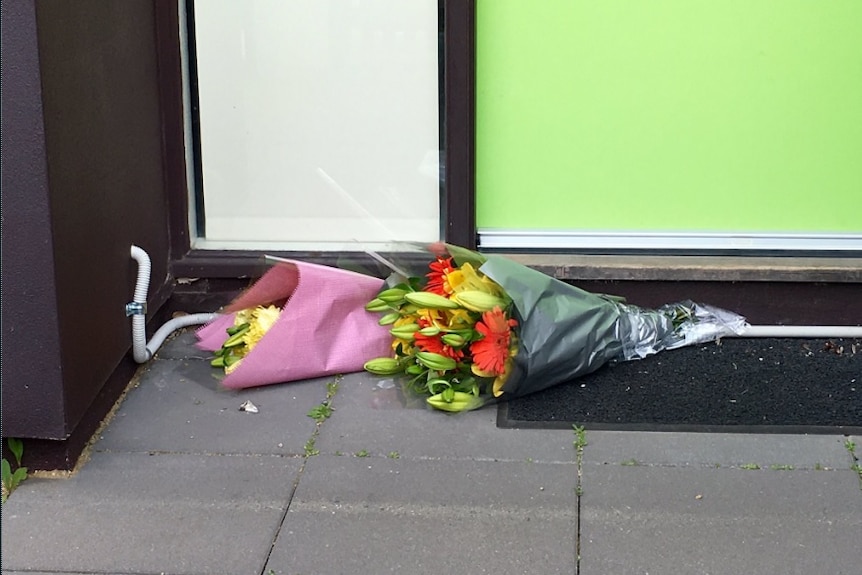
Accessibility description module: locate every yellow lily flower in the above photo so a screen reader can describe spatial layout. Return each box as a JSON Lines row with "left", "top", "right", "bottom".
{"left": 447, "top": 263, "right": 505, "bottom": 297}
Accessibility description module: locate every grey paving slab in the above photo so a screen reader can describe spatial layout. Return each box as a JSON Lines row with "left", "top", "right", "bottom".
{"left": 316, "top": 372, "right": 577, "bottom": 463}
{"left": 266, "top": 454, "right": 577, "bottom": 574}
{"left": 97, "top": 358, "right": 328, "bottom": 455}
{"left": 1, "top": 451, "right": 302, "bottom": 575}
{"left": 579, "top": 465, "right": 862, "bottom": 575}
{"left": 294, "top": 452, "right": 576, "bottom": 507}
{"left": 154, "top": 327, "right": 214, "bottom": 360}
{"left": 268, "top": 509, "right": 575, "bottom": 575}
{"left": 582, "top": 429, "right": 853, "bottom": 469}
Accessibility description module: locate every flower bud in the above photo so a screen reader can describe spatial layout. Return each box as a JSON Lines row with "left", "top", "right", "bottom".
{"left": 389, "top": 324, "right": 420, "bottom": 340}
{"left": 418, "top": 326, "right": 441, "bottom": 337}
{"left": 363, "top": 357, "right": 402, "bottom": 375}
{"left": 404, "top": 291, "right": 461, "bottom": 310}
{"left": 415, "top": 351, "right": 457, "bottom": 371}
{"left": 365, "top": 298, "right": 391, "bottom": 312}
{"left": 376, "top": 288, "right": 409, "bottom": 304}
{"left": 426, "top": 391, "right": 485, "bottom": 412}
{"left": 441, "top": 333, "right": 466, "bottom": 347}
{"left": 378, "top": 312, "right": 402, "bottom": 326}
{"left": 452, "top": 291, "right": 508, "bottom": 313}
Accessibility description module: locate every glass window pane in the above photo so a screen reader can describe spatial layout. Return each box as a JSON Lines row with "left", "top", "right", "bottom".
{"left": 191, "top": 0, "right": 440, "bottom": 250}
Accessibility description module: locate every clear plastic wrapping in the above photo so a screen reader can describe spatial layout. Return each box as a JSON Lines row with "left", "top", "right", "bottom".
{"left": 615, "top": 300, "right": 749, "bottom": 361}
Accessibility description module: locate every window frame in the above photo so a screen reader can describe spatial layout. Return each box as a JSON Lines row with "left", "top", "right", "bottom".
{"left": 155, "top": 0, "right": 477, "bottom": 279}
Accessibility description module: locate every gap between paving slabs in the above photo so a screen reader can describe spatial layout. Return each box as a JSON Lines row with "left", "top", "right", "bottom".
{"left": 249, "top": 374, "right": 344, "bottom": 573}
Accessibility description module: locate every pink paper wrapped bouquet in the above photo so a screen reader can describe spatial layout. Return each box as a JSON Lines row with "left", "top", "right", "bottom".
{"left": 196, "top": 259, "right": 393, "bottom": 389}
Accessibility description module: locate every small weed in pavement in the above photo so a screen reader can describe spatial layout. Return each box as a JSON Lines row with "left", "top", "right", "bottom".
{"left": 1, "top": 438, "right": 27, "bottom": 503}
{"left": 769, "top": 464, "right": 794, "bottom": 471}
{"left": 304, "top": 437, "right": 319, "bottom": 457}
{"left": 573, "top": 425, "right": 587, "bottom": 496}
{"left": 387, "top": 451, "right": 400, "bottom": 459}
{"left": 307, "top": 403, "right": 333, "bottom": 423}
{"left": 844, "top": 438, "right": 862, "bottom": 488}
{"left": 620, "top": 458, "right": 640, "bottom": 467}
{"left": 307, "top": 378, "right": 341, "bottom": 423}
{"left": 740, "top": 463, "right": 761, "bottom": 470}
{"left": 355, "top": 449, "right": 369, "bottom": 458}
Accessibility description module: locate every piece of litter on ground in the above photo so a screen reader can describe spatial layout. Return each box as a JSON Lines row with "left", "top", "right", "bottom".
{"left": 376, "top": 379, "right": 396, "bottom": 390}
{"left": 239, "top": 400, "right": 259, "bottom": 413}
{"left": 695, "top": 494, "right": 703, "bottom": 500}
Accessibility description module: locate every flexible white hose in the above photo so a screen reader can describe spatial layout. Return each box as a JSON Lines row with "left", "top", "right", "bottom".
{"left": 145, "top": 312, "right": 219, "bottom": 359}
{"left": 735, "top": 325, "right": 862, "bottom": 338}
{"left": 130, "top": 246, "right": 152, "bottom": 363}
{"left": 129, "top": 245, "right": 219, "bottom": 363}
{"left": 130, "top": 245, "right": 151, "bottom": 304}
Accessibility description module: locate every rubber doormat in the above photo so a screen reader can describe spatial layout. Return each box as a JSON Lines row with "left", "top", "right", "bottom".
{"left": 498, "top": 338, "right": 862, "bottom": 434}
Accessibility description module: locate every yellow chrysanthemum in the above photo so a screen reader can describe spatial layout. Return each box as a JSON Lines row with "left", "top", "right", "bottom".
{"left": 225, "top": 359, "right": 242, "bottom": 375}
{"left": 224, "top": 305, "right": 281, "bottom": 374}
{"left": 242, "top": 305, "right": 281, "bottom": 350}
{"left": 234, "top": 308, "right": 254, "bottom": 326}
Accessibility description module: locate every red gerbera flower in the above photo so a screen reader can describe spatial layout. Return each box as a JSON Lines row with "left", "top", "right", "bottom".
{"left": 425, "top": 256, "right": 456, "bottom": 296}
{"left": 471, "top": 307, "right": 518, "bottom": 376}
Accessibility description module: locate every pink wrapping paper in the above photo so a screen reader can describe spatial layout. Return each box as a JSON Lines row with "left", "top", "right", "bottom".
{"left": 196, "top": 260, "right": 392, "bottom": 389}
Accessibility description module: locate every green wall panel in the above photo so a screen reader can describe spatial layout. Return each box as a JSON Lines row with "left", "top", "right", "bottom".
{"left": 476, "top": 0, "right": 862, "bottom": 233}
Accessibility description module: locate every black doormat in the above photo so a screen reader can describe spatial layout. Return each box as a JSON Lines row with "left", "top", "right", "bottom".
{"left": 498, "top": 338, "right": 862, "bottom": 434}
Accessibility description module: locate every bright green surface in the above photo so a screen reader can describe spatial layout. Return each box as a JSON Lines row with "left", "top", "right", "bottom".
{"left": 476, "top": 0, "right": 862, "bottom": 232}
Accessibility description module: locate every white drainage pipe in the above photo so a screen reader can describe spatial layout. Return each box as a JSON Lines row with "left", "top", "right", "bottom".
{"left": 128, "top": 245, "right": 218, "bottom": 363}
{"left": 735, "top": 325, "right": 862, "bottom": 338}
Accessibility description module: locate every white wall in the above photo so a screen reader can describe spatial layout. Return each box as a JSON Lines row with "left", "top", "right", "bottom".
{"left": 191, "top": 0, "right": 440, "bottom": 250}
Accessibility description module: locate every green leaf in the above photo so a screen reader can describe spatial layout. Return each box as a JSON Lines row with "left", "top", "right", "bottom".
{"left": 1, "top": 459, "right": 11, "bottom": 484}
{"left": 408, "top": 276, "right": 424, "bottom": 292}
{"left": 426, "top": 378, "right": 450, "bottom": 395}
{"left": 12, "top": 467, "right": 27, "bottom": 483}
{"left": 8, "top": 438, "right": 23, "bottom": 467}
{"left": 307, "top": 402, "right": 334, "bottom": 423}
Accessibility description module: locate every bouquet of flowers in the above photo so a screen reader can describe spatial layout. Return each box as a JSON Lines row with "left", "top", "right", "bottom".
{"left": 363, "top": 244, "right": 748, "bottom": 412}
{"left": 197, "top": 258, "right": 393, "bottom": 389}
{"left": 209, "top": 304, "right": 282, "bottom": 374}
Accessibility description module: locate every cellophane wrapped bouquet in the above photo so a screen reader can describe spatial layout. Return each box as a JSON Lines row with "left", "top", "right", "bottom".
{"left": 363, "top": 244, "right": 748, "bottom": 412}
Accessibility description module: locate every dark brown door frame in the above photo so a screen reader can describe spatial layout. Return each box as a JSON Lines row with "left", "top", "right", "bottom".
{"left": 155, "top": 0, "right": 477, "bottom": 280}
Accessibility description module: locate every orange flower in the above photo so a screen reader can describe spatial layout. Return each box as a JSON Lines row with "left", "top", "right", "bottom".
{"left": 425, "top": 257, "right": 456, "bottom": 296}
{"left": 471, "top": 307, "right": 517, "bottom": 376}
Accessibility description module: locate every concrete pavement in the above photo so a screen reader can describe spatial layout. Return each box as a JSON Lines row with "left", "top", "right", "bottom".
{"left": 2, "top": 329, "right": 860, "bottom": 574}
